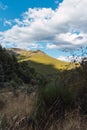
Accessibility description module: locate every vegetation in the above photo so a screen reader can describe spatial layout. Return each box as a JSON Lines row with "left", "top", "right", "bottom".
{"left": 32, "top": 56, "right": 87, "bottom": 130}
{"left": 0, "top": 45, "right": 37, "bottom": 87}
{"left": 0, "top": 45, "right": 87, "bottom": 130}
{"left": 9, "top": 48, "right": 73, "bottom": 76}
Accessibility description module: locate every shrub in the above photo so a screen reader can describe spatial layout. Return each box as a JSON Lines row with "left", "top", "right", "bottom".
{"left": 0, "top": 99, "right": 5, "bottom": 110}
{"left": 0, "top": 114, "right": 10, "bottom": 130}
{"left": 34, "top": 74, "right": 77, "bottom": 130}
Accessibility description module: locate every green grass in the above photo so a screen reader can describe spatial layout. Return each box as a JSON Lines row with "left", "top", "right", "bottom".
{"left": 9, "top": 48, "right": 75, "bottom": 75}
{"left": 20, "top": 54, "right": 66, "bottom": 74}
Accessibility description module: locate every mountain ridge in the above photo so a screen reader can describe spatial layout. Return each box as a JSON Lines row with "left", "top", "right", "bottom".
{"left": 8, "top": 48, "right": 72, "bottom": 75}
{"left": 8, "top": 48, "right": 46, "bottom": 55}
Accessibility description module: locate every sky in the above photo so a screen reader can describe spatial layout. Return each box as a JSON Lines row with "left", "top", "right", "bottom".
{"left": 0, "top": 0, "right": 87, "bottom": 61}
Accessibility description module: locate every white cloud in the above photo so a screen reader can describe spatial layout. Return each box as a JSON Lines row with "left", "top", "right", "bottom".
{"left": 4, "top": 20, "right": 12, "bottom": 26}
{"left": 46, "top": 43, "right": 59, "bottom": 49}
{"left": 0, "top": 0, "right": 87, "bottom": 49}
{"left": 57, "top": 55, "right": 82, "bottom": 62}
{"left": 0, "top": 1, "right": 8, "bottom": 10}
{"left": 57, "top": 56, "right": 70, "bottom": 62}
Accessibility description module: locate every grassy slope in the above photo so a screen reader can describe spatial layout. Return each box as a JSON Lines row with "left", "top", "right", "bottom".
{"left": 8, "top": 48, "right": 74, "bottom": 75}
{"left": 16, "top": 50, "right": 74, "bottom": 75}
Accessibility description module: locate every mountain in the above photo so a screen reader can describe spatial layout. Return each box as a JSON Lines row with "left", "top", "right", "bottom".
{"left": 8, "top": 48, "right": 73, "bottom": 76}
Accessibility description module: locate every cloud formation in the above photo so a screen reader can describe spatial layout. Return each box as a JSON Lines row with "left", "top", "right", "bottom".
{"left": 0, "top": 0, "right": 87, "bottom": 49}
{"left": 0, "top": 1, "right": 8, "bottom": 10}
{"left": 4, "top": 20, "right": 12, "bottom": 26}
{"left": 57, "top": 56, "right": 70, "bottom": 62}
{"left": 57, "top": 55, "right": 82, "bottom": 62}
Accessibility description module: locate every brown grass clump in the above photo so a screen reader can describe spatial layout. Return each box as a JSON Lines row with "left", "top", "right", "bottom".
{"left": 0, "top": 89, "right": 87, "bottom": 130}
{"left": 0, "top": 89, "right": 35, "bottom": 117}
{"left": 45, "top": 110, "right": 87, "bottom": 130}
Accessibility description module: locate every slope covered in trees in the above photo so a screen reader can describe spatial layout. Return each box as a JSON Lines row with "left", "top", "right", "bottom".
{"left": 0, "top": 45, "right": 36, "bottom": 86}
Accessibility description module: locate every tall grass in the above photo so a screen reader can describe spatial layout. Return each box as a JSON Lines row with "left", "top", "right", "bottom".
{"left": 34, "top": 67, "right": 87, "bottom": 130}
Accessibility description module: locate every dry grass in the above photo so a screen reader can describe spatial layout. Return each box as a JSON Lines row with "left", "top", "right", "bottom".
{"left": 0, "top": 89, "right": 87, "bottom": 130}
{"left": 0, "top": 89, "right": 35, "bottom": 117}
{"left": 47, "top": 111, "right": 87, "bottom": 130}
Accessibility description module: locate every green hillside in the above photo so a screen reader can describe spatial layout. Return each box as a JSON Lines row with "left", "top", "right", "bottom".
{"left": 8, "top": 48, "right": 74, "bottom": 76}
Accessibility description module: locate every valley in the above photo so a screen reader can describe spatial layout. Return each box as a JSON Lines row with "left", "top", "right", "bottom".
{"left": 0, "top": 46, "right": 87, "bottom": 130}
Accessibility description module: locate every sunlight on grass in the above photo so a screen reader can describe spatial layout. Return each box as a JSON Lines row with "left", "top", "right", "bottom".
{"left": 17, "top": 51, "right": 74, "bottom": 74}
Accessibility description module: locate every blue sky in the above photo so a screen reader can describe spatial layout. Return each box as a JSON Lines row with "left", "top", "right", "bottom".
{"left": 0, "top": 0, "right": 63, "bottom": 31}
{"left": 0, "top": 0, "right": 87, "bottom": 61}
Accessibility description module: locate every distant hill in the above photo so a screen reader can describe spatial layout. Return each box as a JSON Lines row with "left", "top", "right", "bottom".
{"left": 8, "top": 48, "right": 73, "bottom": 76}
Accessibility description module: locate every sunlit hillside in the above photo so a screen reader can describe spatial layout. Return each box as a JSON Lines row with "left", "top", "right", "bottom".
{"left": 8, "top": 48, "right": 74, "bottom": 75}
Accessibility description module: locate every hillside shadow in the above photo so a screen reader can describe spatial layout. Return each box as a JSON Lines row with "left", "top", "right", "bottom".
{"left": 21, "top": 60, "right": 62, "bottom": 79}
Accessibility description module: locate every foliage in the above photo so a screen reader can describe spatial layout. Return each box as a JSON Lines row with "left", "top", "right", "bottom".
{"left": 0, "top": 45, "right": 36, "bottom": 88}
{"left": 0, "top": 114, "right": 10, "bottom": 130}
{"left": 34, "top": 56, "right": 87, "bottom": 129}
{"left": 77, "top": 57, "right": 87, "bottom": 114}
{"left": 0, "top": 99, "right": 5, "bottom": 110}
{"left": 35, "top": 73, "right": 76, "bottom": 122}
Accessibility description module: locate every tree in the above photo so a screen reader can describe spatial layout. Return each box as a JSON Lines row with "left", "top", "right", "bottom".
{"left": 0, "top": 64, "right": 4, "bottom": 82}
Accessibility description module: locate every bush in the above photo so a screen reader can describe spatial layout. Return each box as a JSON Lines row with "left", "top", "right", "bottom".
{"left": 10, "top": 80, "right": 18, "bottom": 89}
{"left": 0, "top": 114, "right": 10, "bottom": 130}
{"left": 76, "top": 57, "right": 87, "bottom": 114}
{"left": 34, "top": 62, "right": 87, "bottom": 129}
{"left": 0, "top": 99, "right": 5, "bottom": 110}
{"left": 34, "top": 74, "right": 77, "bottom": 129}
